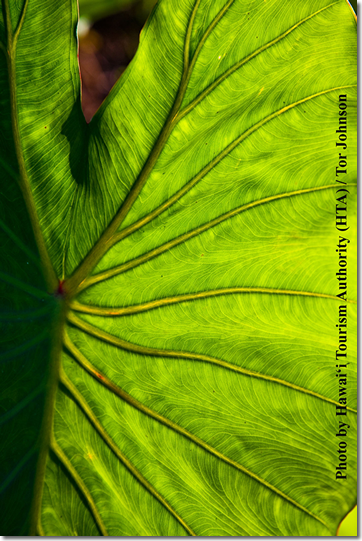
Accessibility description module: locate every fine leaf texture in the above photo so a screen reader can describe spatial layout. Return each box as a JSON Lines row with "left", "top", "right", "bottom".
{"left": 0, "top": 0, "right": 357, "bottom": 536}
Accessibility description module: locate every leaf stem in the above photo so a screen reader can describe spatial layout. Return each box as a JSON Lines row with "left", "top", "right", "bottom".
{"left": 37, "top": 522, "right": 46, "bottom": 536}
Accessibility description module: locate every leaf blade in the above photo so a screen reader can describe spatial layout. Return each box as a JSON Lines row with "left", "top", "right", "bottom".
{"left": 0, "top": 0, "right": 357, "bottom": 535}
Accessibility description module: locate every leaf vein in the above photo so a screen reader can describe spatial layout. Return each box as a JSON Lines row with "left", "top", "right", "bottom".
{"left": 0, "top": 382, "right": 45, "bottom": 426}
{"left": 107, "top": 89, "right": 356, "bottom": 251}
{"left": 67, "top": 312, "right": 356, "bottom": 414}
{"left": 13, "top": 0, "right": 30, "bottom": 44}
{"left": 0, "top": 445, "right": 36, "bottom": 496}
{"left": 82, "top": 183, "right": 347, "bottom": 290}
{"left": 60, "top": 360, "right": 196, "bottom": 537}
{"left": 70, "top": 286, "right": 356, "bottom": 317}
{"left": 50, "top": 434, "right": 109, "bottom": 536}
{"left": 63, "top": 332, "right": 329, "bottom": 529}
{"left": 178, "top": 1, "right": 340, "bottom": 119}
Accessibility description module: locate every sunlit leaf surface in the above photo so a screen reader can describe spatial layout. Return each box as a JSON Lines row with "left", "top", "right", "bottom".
{"left": 0, "top": 0, "right": 357, "bottom": 535}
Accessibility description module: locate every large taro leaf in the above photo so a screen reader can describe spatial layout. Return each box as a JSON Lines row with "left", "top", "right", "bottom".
{"left": 0, "top": 0, "right": 357, "bottom": 536}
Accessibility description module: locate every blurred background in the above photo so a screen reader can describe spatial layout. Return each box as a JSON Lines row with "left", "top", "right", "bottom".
{"left": 77, "top": 0, "right": 357, "bottom": 122}
{"left": 78, "top": 0, "right": 157, "bottom": 122}
{"left": 76, "top": 0, "right": 357, "bottom": 535}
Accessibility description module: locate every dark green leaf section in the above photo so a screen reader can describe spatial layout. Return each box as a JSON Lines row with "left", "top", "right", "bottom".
{"left": 78, "top": 0, "right": 133, "bottom": 21}
{"left": 0, "top": 70, "right": 52, "bottom": 535}
{"left": 0, "top": 177, "right": 54, "bottom": 532}
{"left": 0, "top": 0, "right": 61, "bottom": 533}
{"left": 0, "top": 0, "right": 357, "bottom": 536}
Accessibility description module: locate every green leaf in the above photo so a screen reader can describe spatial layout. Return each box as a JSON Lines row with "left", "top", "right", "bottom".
{"left": 0, "top": 0, "right": 357, "bottom": 536}
{"left": 338, "top": 505, "right": 357, "bottom": 536}
{"left": 78, "top": 0, "right": 133, "bottom": 21}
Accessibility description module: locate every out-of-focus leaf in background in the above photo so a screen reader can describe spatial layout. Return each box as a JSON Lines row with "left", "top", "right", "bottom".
{"left": 78, "top": 0, "right": 133, "bottom": 21}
